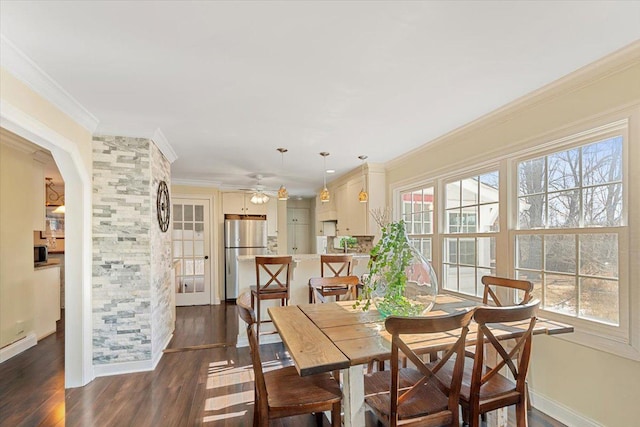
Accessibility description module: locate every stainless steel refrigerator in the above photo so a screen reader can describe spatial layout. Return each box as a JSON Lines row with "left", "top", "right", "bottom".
{"left": 224, "top": 215, "right": 268, "bottom": 300}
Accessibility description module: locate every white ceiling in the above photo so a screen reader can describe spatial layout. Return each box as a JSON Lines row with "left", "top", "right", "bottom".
{"left": 1, "top": 1, "right": 639, "bottom": 197}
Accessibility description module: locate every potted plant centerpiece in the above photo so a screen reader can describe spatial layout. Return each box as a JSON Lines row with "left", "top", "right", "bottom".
{"left": 355, "top": 208, "right": 438, "bottom": 317}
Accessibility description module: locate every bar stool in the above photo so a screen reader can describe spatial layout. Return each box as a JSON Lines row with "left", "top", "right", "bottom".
{"left": 250, "top": 256, "right": 292, "bottom": 343}
{"left": 308, "top": 254, "right": 356, "bottom": 303}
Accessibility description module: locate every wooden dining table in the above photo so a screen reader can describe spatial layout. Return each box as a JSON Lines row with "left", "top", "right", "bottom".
{"left": 268, "top": 294, "right": 573, "bottom": 427}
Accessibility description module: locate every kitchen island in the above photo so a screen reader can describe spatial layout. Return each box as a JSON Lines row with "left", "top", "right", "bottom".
{"left": 236, "top": 253, "right": 370, "bottom": 345}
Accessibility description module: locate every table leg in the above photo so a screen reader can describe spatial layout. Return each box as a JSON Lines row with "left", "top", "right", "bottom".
{"left": 342, "top": 365, "right": 365, "bottom": 427}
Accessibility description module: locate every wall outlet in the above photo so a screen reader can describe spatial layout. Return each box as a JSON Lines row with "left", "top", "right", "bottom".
{"left": 15, "top": 320, "right": 25, "bottom": 336}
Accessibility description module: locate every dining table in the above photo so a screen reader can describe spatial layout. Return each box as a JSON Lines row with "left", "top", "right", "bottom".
{"left": 268, "top": 294, "right": 574, "bottom": 427}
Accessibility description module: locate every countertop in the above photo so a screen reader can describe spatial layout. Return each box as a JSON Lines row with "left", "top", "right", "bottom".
{"left": 34, "top": 259, "right": 61, "bottom": 270}
{"left": 238, "top": 253, "right": 370, "bottom": 262}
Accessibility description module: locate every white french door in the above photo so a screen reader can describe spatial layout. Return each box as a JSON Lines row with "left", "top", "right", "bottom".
{"left": 173, "top": 198, "right": 212, "bottom": 306}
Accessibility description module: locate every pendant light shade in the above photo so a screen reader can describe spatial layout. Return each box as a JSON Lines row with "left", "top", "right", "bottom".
{"left": 277, "top": 148, "right": 289, "bottom": 200}
{"left": 358, "top": 155, "right": 368, "bottom": 203}
{"left": 319, "top": 152, "right": 330, "bottom": 203}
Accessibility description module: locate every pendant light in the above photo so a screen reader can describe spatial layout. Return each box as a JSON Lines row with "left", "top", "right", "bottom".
{"left": 358, "top": 155, "right": 368, "bottom": 203}
{"left": 276, "top": 148, "right": 289, "bottom": 200}
{"left": 319, "top": 152, "right": 330, "bottom": 203}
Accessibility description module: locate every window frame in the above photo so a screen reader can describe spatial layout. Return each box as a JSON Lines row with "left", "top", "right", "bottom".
{"left": 391, "top": 113, "right": 637, "bottom": 360}
{"left": 509, "top": 120, "right": 630, "bottom": 349}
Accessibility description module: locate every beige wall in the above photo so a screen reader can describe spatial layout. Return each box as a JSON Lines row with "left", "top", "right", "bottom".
{"left": 1, "top": 66, "right": 94, "bottom": 386}
{"left": 385, "top": 47, "right": 640, "bottom": 425}
{"left": 0, "top": 142, "right": 37, "bottom": 348}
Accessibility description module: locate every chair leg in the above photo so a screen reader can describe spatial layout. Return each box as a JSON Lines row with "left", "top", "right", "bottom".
{"left": 315, "top": 411, "right": 324, "bottom": 427}
{"left": 516, "top": 402, "right": 528, "bottom": 427}
{"left": 256, "top": 298, "right": 261, "bottom": 344}
{"left": 331, "top": 402, "right": 341, "bottom": 427}
{"left": 468, "top": 407, "right": 480, "bottom": 427}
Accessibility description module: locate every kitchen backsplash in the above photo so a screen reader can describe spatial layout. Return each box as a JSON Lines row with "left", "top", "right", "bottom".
{"left": 327, "top": 235, "right": 373, "bottom": 254}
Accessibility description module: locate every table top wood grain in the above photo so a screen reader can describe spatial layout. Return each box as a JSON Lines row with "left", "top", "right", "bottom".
{"left": 269, "top": 294, "right": 574, "bottom": 375}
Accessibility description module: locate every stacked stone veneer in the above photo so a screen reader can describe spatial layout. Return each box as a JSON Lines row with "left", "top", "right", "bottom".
{"left": 92, "top": 135, "right": 172, "bottom": 366}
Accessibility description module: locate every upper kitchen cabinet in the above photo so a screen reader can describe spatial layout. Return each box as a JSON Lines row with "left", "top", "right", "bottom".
{"left": 222, "top": 192, "right": 268, "bottom": 215}
{"left": 319, "top": 163, "right": 386, "bottom": 237}
{"left": 315, "top": 191, "right": 337, "bottom": 221}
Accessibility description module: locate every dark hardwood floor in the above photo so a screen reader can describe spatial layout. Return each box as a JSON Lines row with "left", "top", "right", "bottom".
{"left": 0, "top": 304, "right": 566, "bottom": 427}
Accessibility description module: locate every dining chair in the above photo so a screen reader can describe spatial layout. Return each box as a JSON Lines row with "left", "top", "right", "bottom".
{"left": 237, "top": 292, "right": 342, "bottom": 427}
{"left": 308, "top": 275, "right": 361, "bottom": 303}
{"left": 481, "top": 275, "right": 534, "bottom": 306}
{"left": 250, "top": 256, "right": 292, "bottom": 343}
{"left": 438, "top": 300, "right": 540, "bottom": 427}
{"left": 321, "top": 254, "right": 353, "bottom": 277}
{"left": 308, "top": 254, "right": 358, "bottom": 303}
{"left": 364, "top": 309, "right": 475, "bottom": 427}
{"left": 480, "top": 275, "right": 535, "bottom": 410}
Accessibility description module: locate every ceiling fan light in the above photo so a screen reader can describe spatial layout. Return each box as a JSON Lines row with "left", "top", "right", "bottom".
{"left": 320, "top": 187, "right": 330, "bottom": 203}
{"left": 250, "top": 192, "right": 270, "bottom": 205}
{"left": 278, "top": 185, "right": 289, "bottom": 201}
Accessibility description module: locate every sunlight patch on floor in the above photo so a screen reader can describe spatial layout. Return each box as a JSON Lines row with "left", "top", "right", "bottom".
{"left": 205, "top": 390, "right": 254, "bottom": 411}
{"left": 202, "top": 410, "right": 248, "bottom": 423}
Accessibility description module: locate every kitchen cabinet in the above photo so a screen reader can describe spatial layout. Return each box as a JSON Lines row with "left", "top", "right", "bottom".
{"left": 318, "top": 220, "right": 336, "bottom": 236}
{"left": 315, "top": 192, "right": 337, "bottom": 221}
{"left": 324, "top": 163, "right": 386, "bottom": 237}
{"left": 222, "top": 192, "right": 268, "bottom": 215}
{"left": 287, "top": 207, "right": 310, "bottom": 253}
{"left": 33, "top": 265, "right": 60, "bottom": 340}
{"left": 266, "top": 199, "right": 278, "bottom": 236}
{"left": 335, "top": 181, "right": 368, "bottom": 236}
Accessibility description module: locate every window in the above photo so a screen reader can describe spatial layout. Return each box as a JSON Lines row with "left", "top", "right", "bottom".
{"left": 401, "top": 186, "right": 433, "bottom": 261}
{"left": 515, "top": 136, "right": 624, "bottom": 326}
{"left": 392, "top": 117, "right": 634, "bottom": 359}
{"left": 443, "top": 172, "right": 499, "bottom": 297}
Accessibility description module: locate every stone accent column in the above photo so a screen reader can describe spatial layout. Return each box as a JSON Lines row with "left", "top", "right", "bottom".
{"left": 92, "top": 135, "right": 172, "bottom": 367}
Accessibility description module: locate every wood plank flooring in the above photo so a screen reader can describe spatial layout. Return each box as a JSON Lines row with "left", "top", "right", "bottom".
{"left": 0, "top": 304, "right": 566, "bottom": 427}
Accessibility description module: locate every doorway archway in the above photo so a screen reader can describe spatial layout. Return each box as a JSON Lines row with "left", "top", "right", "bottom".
{"left": 1, "top": 101, "right": 93, "bottom": 387}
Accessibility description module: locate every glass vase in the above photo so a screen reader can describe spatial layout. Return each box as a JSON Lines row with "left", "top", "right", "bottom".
{"left": 369, "top": 223, "right": 438, "bottom": 318}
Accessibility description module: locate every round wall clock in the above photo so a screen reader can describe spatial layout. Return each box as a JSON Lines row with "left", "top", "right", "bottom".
{"left": 156, "top": 180, "right": 170, "bottom": 232}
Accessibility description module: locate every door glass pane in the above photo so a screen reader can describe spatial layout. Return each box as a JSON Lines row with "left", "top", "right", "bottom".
{"left": 194, "top": 276, "right": 204, "bottom": 292}
{"left": 195, "top": 205, "right": 204, "bottom": 221}
{"left": 184, "top": 205, "right": 193, "bottom": 221}
{"left": 173, "top": 204, "right": 183, "bottom": 221}
{"left": 194, "top": 241, "right": 204, "bottom": 257}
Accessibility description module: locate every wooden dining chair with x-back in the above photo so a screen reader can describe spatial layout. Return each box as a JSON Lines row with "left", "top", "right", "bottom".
{"left": 480, "top": 275, "right": 535, "bottom": 410}
{"left": 250, "top": 256, "right": 292, "bottom": 343}
{"left": 309, "top": 254, "right": 359, "bottom": 303}
{"left": 437, "top": 300, "right": 540, "bottom": 427}
{"left": 237, "top": 292, "right": 342, "bottom": 427}
{"left": 481, "top": 275, "right": 534, "bottom": 306}
{"left": 364, "top": 309, "right": 475, "bottom": 427}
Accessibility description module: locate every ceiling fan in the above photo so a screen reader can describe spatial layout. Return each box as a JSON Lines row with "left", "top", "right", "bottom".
{"left": 239, "top": 174, "right": 278, "bottom": 205}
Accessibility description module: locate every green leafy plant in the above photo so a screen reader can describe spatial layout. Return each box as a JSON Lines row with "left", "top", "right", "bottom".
{"left": 354, "top": 210, "right": 427, "bottom": 316}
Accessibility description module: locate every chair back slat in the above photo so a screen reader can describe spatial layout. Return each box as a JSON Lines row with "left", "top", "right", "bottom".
{"left": 470, "top": 300, "right": 539, "bottom": 399}
{"left": 481, "top": 275, "right": 533, "bottom": 306}
{"left": 384, "top": 310, "right": 475, "bottom": 427}
{"left": 320, "top": 254, "right": 353, "bottom": 277}
{"left": 236, "top": 292, "right": 269, "bottom": 416}
{"left": 255, "top": 256, "right": 292, "bottom": 293}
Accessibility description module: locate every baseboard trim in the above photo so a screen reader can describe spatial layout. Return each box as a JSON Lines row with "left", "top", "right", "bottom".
{"left": 0, "top": 333, "right": 37, "bottom": 363}
{"left": 152, "top": 333, "right": 173, "bottom": 368}
{"left": 530, "top": 389, "right": 604, "bottom": 427}
{"left": 93, "top": 359, "right": 155, "bottom": 378}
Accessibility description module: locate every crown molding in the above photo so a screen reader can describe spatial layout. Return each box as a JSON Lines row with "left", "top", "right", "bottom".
{"left": 172, "top": 178, "right": 222, "bottom": 188}
{"left": 0, "top": 34, "right": 99, "bottom": 133}
{"left": 152, "top": 128, "right": 178, "bottom": 164}
{"left": 386, "top": 40, "right": 640, "bottom": 171}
